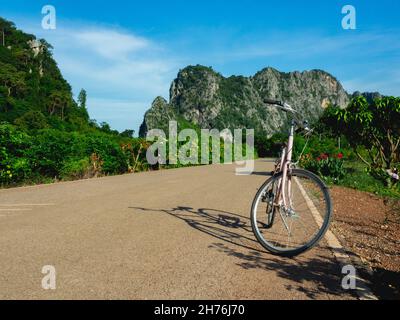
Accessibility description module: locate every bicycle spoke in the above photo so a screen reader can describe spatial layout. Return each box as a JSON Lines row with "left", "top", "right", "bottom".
{"left": 251, "top": 169, "right": 332, "bottom": 255}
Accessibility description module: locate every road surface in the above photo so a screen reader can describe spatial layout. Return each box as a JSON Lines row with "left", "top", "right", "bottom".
{"left": 0, "top": 160, "right": 355, "bottom": 299}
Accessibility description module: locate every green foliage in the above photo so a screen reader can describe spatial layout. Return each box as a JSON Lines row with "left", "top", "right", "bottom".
{"left": 0, "top": 61, "right": 26, "bottom": 98}
{"left": 0, "top": 123, "right": 32, "bottom": 184}
{"left": 86, "top": 134, "right": 128, "bottom": 174}
{"left": 339, "top": 161, "right": 400, "bottom": 199}
{"left": 219, "top": 76, "right": 248, "bottom": 102}
{"left": 97, "top": 121, "right": 119, "bottom": 135}
{"left": 179, "top": 65, "right": 219, "bottom": 88}
{"left": 120, "top": 129, "right": 134, "bottom": 138}
{"left": 14, "top": 110, "right": 48, "bottom": 130}
{"left": 0, "top": 17, "right": 91, "bottom": 131}
{"left": 330, "top": 96, "right": 400, "bottom": 168}
{"left": 300, "top": 153, "right": 345, "bottom": 183}
{"left": 60, "top": 158, "right": 91, "bottom": 180}
{"left": 0, "top": 123, "right": 146, "bottom": 186}
{"left": 77, "top": 89, "right": 87, "bottom": 109}
{"left": 254, "top": 133, "right": 287, "bottom": 158}
{"left": 323, "top": 96, "right": 400, "bottom": 186}
{"left": 311, "top": 97, "right": 400, "bottom": 196}
{"left": 254, "top": 131, "right": 354, "bottom": 161}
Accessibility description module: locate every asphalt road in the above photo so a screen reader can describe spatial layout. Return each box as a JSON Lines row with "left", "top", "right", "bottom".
{"left": 0, "top": 160, "right": 355, "bottom": 299}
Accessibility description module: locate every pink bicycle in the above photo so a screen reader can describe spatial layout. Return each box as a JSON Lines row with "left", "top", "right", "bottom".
{"left": 251, "top": 99, "right": 333, "bottom": 256}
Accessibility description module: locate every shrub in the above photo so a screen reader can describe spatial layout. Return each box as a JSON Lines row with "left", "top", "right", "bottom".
{"left": 9, "top": 157, "right": 32, "bottom": 182}
{"left": 0, "top": 123, "right": 138, "bottom": 186}
{"left": 85, "top": 134, "right": 128, "bottom": 174}
{"left": 0, "top": 123, "right": 32, "bottom": 184}
{"left": 121, "top": 140, "right": 150, "bottom": 173}
{"left": 300, "top": 152, "right": 345, "bottom": 183}
{"left": 60, "top": 158, "right": 91, "bottom": 180}
{"left": 27, "top": 129, "right": 75, "bottom": 177}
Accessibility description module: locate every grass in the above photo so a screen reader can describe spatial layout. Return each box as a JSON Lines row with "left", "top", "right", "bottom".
{"left": 337, "top": 161, "right": 400, "bottom": 199}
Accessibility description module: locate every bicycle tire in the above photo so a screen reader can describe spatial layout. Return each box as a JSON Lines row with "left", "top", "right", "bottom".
{"left": 251, "top": 168, "right": 332, "bottom": 257}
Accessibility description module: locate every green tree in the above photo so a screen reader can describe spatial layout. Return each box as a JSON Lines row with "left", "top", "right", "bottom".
{"left": 14, "top": 110, "right": 48, "bottom": 131}
{"left": 332, "top": 96, "right": 400, "bottom": 171}
{"left": 120, "top": 129, "right": 134, "bottom": 138}
{"left": 0, "top": 62, "right": 25, "bottom": 97}
{"left": 47, "top": 91, "right": 72, "bottom": 120}
{"left": 77, "top": 89, "right": 87, "bottom": 109}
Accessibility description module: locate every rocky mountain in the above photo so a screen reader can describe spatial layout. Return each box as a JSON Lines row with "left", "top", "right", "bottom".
{"left": 139, "top": 65, "right": 350, "bottom": 137}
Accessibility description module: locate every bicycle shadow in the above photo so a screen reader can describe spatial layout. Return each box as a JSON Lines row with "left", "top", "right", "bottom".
{"left": 130, "top": 206, "right": 355, "bottom": 299}
{"left": 131, "top": 206, "right": 261, "bottom": 252}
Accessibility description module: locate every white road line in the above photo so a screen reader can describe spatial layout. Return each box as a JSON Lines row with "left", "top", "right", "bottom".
{"left": 0, "top": 208, "right": 32, "bottom": 211}
{"left": 294, "top": 177, "right": 378, "bottom": 300}
{"left": 0, "top": 204, "right": 55, "bottom": 207}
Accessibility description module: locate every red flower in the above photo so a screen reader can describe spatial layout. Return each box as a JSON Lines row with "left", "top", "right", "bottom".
{"left": 337, "top": 153, "right": 343, "bottom": 159}
{"left": 320, "top": 153, "right": 328, "bottom": 160}
{"left": 316, "top": 157, "right": 321, "bottom": 162}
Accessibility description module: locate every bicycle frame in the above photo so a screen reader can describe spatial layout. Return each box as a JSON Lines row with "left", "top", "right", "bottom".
{"left": 274, "top": 120, "right": 295, "bottom": 210}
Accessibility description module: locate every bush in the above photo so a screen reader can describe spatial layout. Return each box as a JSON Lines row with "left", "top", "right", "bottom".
{"left": 300, "top": 152, "right": 345, "bottom": 183}
{"left": 121, "top": 140, "right": 150, "bottom": 173}
{"left": 27, "top": 129, "right": 76, "bottom": 177}
{"left": 60, "top": 158, "right": 91, "bottom": 180}
{"left": 0, "top": 123, "right": 32, "bottom": 185}
{"left": 255, "top": 133, "right": 287, "bottom": 158}
{"left": 9, "top": 157, "right": 32, "bottom": 182}
{"left": 0, "top": 123, "right": 142, "bottom": 186}
{"left": 85, "top": 134, "right": 128, "bottom": 174}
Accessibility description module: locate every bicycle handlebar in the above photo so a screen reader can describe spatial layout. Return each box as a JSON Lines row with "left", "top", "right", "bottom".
{"left": 264, "top": 98, "right": 311, "bottom": 131}
{"left": 264, "top": 98, "right": 295, "bottom": 114}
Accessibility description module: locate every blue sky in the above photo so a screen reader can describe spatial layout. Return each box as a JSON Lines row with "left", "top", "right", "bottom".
{"left": 1, "top": 0, "right": 399, "bottom": 133}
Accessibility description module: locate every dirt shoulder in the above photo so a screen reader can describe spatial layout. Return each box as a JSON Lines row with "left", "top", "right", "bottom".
{"left": 330, "top": 186, "right": 400, "bottom": 299}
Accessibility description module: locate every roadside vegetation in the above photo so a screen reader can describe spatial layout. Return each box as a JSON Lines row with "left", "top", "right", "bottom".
{"left": 256, "top": 96, "right": 400, "bottom": 199}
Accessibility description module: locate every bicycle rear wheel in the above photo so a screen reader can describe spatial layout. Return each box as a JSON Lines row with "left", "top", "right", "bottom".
{"left": 251, "top": 168, "right": 332, "bottom": 256}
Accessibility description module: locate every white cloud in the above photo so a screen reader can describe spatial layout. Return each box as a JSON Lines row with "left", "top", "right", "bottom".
{"left": 74, "top": 29, "right": 150, "bottom": 60}
{"left": 41, "top": 25, "right": 177, "bottom": 95}
{"left": 15, "top": 22, "right": 180, "bottom": 132}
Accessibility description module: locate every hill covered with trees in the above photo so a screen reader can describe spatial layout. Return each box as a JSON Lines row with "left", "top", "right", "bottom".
{"left": 0, "top": 17, "right": 148, "bottom": 186}
{"left": 0, "top": 17, "right": 91, "bottom": 131}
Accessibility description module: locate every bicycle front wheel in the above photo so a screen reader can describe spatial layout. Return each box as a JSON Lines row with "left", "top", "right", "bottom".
{"left": 251, "top": 168, "right": 332, "bottom": 256}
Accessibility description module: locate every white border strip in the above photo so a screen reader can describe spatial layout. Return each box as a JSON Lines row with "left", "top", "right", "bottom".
{"left": 294, "top": 177, "right": 378, "bottom": 300}
{"left": 0, "top": 204, "right": 55, "bottom": 206}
